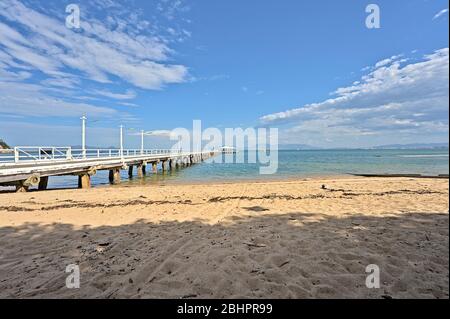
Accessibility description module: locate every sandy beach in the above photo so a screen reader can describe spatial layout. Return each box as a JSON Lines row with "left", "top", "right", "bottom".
{"left": 0, "top": 177, "right": 448, "bottom": 299}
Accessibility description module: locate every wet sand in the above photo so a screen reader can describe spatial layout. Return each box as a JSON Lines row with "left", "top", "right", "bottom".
{"left": 0, "top": 177, "right": 448, "bottom": 298}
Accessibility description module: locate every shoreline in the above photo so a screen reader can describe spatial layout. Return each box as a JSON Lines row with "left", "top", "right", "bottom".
{"left": 1, "top": 172, "right": 449, "bottom": 194}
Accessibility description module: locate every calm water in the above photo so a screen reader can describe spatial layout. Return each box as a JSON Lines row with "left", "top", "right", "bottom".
{"left": 40, "top": 149, "right": 449, "bottom": 189}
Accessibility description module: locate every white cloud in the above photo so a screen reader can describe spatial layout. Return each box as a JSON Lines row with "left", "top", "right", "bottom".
{"left": 157, "top": 0, "right": 191, "bottom": 21}
{"left": 260, "top": 48, "right": 449, "bottom": 147}
{"left": 0, "top": 0, "right": 191, "bottom": 120}
{"left": 374, "top": 54, "right": 403, "bottom": 68}
{"left": 0, "top": 81, "right": 117, "bottom": 117}
{"left": 92, "top": 89, "right": 137, "bottom": 100}
{"left": 0, "top": 0, "right": 188, "bottom": 90}
{"left": 0, "top": 120, "right": 120, "bottom": 147}
{"left": 145, "top": 130, "right": 173, "bottom": 137}
{"left": 433, "top": 8, "right": 448, "bottom": 20}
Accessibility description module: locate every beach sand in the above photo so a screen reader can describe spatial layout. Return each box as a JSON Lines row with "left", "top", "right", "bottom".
{"left": 0, "top": 177, "right": 448, "bottom": 299}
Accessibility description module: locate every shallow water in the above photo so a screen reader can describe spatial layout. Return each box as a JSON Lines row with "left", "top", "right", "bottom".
{"left": 37, "top": 149, "right": 449, "bottom": 189}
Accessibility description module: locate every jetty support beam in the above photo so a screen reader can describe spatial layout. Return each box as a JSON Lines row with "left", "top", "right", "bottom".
{"left": 15, "top": 182, "right": 29, "bottom": 193}
{"left": 15, "top": 174, "right": 40, "bottom": 192}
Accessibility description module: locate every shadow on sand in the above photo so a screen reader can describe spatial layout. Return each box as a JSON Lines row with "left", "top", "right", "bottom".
{"left": 0, "top": 211, "right": 448, "bottom": 299}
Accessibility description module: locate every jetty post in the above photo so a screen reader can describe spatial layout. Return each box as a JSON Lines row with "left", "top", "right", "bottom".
{"left": 109, "top": 168, "right": 121, "bottom": 184}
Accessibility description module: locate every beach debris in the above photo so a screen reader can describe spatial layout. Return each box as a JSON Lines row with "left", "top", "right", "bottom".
{"left": 181, "top": 294, "right": 198, "bottom": 299}
{"left": 95, "top": 246, "right": 106, "bottom": 253}
{"left": 243, "top": 206, "right": 269, "bottom": 212}
{"left": 98, "top": 241, "right": 110, "bottom": 247}
{"left": 95, "top": 241, "right": 110, "bottom": 253}
{"left": 243, "top": 241, "right": 267, "bottom": 248}
{"left": 321, "top": 184, "right": 327, "bottom": 189}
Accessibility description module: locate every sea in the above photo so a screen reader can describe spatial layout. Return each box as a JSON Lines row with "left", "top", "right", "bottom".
{"left": 39, "top": 149, "right": 449, "bottom": 189}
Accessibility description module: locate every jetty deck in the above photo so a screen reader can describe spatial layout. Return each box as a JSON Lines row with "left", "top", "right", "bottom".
{"left": 0, "top": 147, "right": 218, "bottom": 192}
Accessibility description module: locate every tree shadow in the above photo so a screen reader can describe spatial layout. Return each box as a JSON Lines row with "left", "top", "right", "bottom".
{"left": 0, "top": 211, "right": 448, "bottom": 299}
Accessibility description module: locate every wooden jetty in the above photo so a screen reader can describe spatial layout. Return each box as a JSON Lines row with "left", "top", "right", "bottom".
{"left": 0, "top": 147, "right": 218, "bottom": 192}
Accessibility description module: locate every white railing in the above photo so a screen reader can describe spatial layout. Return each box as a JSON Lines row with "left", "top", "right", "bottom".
{"left": 0, "top": 146, "right": 182, "bottom": 164}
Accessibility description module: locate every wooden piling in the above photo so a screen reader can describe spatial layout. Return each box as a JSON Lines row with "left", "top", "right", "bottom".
{"left": 109, "top": 168, "right": 121, "bottom": 184}
{"left": 38, "top": 176, "right": 49, "bottom": 190}
{"left": 137, "top": 163, "right": 144, "bottom": 178}
{"left": 128, "top": 166, "right": 133, "bottom": 178}
{"left": 78, "top": 174, "right": 91, "bottom": 189}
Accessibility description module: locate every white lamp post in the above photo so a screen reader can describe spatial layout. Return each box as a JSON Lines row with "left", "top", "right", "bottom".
{"left": 81, "top": 115, "right": 87, "bottom": 158}
{"left": 141, "top": 130, "right": 144, "bottom": 155}
{"left": 119, "top": 125, "right": 124, "bottom": 158}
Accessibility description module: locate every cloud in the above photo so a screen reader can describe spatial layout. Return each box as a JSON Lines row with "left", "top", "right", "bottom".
{"left": 433, "top": 8, "right": 448, "bottom": 20}
{"left": 374, "top": 55, "right": 404, "bottom": 68}
{"left": 157, "top": 0, "right": 191, "bottom": 21}
{"left": 0, "top": 0, "right": 191, "bottom": 120}
{"left": 128, "top": 130, "right": 173, "bottom": 137}
{"left": 0, "top": 120, "right": 121, "bottom": 147}
{"left": 0, "top": 0, "right": 188, "bottom": 90}
{"left": 92, "top": 89, "right": 137, "bottom": 100}
{"left": 260, "top": 48, "right": 449, "bottom": 147}
{"left": 145, "top": 130, "right": 173, "bottom": 137}
{"left": 0, "top": 81, "right": 117, "bottom": 117}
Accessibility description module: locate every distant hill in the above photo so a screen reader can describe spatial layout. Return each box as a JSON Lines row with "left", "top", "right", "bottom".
{"left": 0, "top": 139, "right": 10, "bottom": 149}
{"left": 372, "top": 143, "right": 449, "bottom": 150}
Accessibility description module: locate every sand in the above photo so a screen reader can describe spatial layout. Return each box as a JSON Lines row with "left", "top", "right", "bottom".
{"left": 0, "top": 177, "right": 448, "bottom": 299}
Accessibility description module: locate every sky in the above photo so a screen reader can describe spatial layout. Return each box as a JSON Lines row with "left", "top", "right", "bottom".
{"left": 0, "top": 0, "right": 448, "bottom": 148}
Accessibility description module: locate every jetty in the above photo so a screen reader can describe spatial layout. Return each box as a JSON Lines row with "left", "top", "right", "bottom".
{"left": 0, "top": 147, "right": 218, "bottom": 192}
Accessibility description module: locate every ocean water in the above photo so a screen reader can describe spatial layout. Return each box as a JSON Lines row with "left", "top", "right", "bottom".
{"left": 40, "top": 149, "right": 449, "bottom": 189}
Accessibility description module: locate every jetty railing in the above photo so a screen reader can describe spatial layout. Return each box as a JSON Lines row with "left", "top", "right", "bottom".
{"left": 0, "top": 147, "right": 179, "bottom": 165}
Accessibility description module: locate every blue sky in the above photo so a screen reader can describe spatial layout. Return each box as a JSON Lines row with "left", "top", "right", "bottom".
{"left": 0, "top": 0, "right": 448, "bottom": 148}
